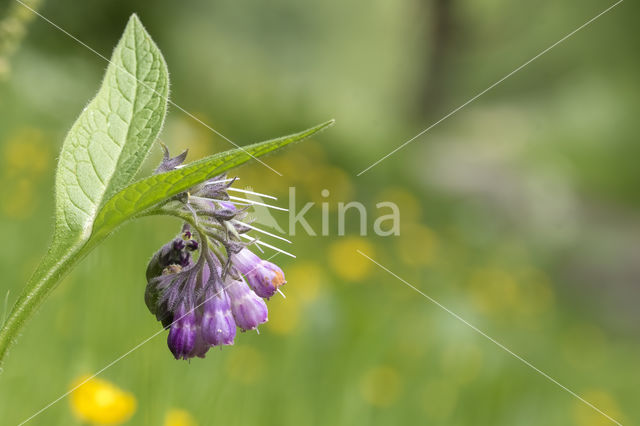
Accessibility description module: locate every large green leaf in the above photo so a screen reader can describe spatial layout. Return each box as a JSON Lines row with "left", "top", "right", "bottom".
{"left": 90, "top": 119, "right": 335, "bottom": 241}
{"left": 54, "top": 14, "right": 168, "bottom": 246}
{"left": 0, "top": 15, "right": 171, "bottom": 366}
{"left": 0, "top": 8, "right": 336, "bottom": 368}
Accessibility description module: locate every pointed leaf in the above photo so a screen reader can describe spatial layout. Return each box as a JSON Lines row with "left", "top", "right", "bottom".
{"left": 90, "top": 120, "right": 335, "bottom": 240}
{"left": 54, "top": 14, "right": 168, "bottom": 246}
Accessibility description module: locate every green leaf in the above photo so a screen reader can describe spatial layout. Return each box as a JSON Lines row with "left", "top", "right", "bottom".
{"left": 54, "top": 14, "right": 168, "bottom": 246}
{"left": 0, "top": 14, "right": 170, "bottom": 367}
{"left": 90, "top": 119, "right": 335, "bottom": 241}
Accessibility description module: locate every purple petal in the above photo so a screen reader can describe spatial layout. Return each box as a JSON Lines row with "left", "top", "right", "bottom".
{"left": 232, "top": 249, "right": 286, "bottom": 299}
{"left": 188, "top": 324, "right": 211, "bottom": 359}
{"left": 167, "top": 304, "right": 198, "bottom": 360}
{"left": 225, "top": 279, "right": 268, "bottom": 331}
{"left": 201, "top": 289, "right": 236, "bottom": 346}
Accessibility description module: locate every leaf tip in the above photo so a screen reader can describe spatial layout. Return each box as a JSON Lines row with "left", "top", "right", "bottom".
{"left": 315, "top": 118, "right": 336, "bottom": 133}
{"left": 126, "top": 13, "right": 145, "bottom": 33}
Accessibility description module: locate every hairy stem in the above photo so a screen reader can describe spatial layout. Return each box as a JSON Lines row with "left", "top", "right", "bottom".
{"left": 0, "top": 242, "right": 85, "bottom": 366}
{"left": 0, "top": 220, "right": 120, "bottom": 367}
{"left": 0, "top": 209, "right": 202, "bottom": 367}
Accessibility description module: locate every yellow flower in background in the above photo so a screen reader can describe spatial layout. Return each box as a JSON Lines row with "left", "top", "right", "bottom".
{"left": 267, "top": 262, "right": 326, "bottom": 335}
{"left": 467, "top": 267, "right": 519, "bottom": 315}
{"left": 467, "top": 265, "right": 555, "bottom": 320}
{"left": 266, "top": 293, "right": 301, "bottom": 335}
{"left": 236, "top": 141, "right": 328, "bottom": 196}
{"left": 3, "top": 127, "right": 50, "bottom": 177}
{"left": 359, "top": 365, "right": 402, "bottom": 407}
{"left": 306, "top": 166, "right": 355, "bottom": 211}
{"left": 164, "top": 409, "right": 198, "bottom": 426}
{"left": 165, "top": 115, "right": 215, "bottom": 161}
{"left": 69, "top": 375, "right": 136, "bottom": 425}
{"left": 274, "top": 141, "right": 328, "bottom": 185}
{"left": 375, "top": 187, "right": 422, "bottom": 223}
{"left": 1, "top": 127, "right": 51, "bottom": 219}
{"left": 394, "top": 223, "right": 439, "bottom": 267}
{"left": 328, "top": 237, "right": 375, "bottom": 282}
{"left": 572, "top": 389, "right": 624, "bottom": 426}
{"left": 284, "top": 261, "right": 325, "bottom": 302}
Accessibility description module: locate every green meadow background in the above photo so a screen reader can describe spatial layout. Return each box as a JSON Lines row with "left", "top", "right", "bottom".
{"left": 1, "top": 0, "right": 639, "bottom": 424}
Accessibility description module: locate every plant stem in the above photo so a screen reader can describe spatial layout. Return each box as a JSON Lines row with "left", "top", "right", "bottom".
{"left": 0, "top": 242, "right": 85, "bottom": 367}
{"left": 0, "top": 210, "right": 184, "bottom": 367}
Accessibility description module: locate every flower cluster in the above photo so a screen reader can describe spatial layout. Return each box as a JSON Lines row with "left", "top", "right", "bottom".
{"left": 145, "top": 147, "right": 287, "bottom": 360}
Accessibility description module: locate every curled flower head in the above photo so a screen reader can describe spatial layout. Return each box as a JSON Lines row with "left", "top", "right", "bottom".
{"left": 145, "top": 147, "right": 289, "bottom": 360}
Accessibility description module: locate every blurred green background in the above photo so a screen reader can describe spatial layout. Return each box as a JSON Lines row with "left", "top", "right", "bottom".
{"left": 1, "top": 0, "right": 638, "bottom": 424}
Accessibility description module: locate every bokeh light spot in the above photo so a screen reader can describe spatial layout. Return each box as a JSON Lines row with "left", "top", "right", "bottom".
{"left": 69, "top": 375, "right": 137, "bottom": 425}
{"left": 572, "top": 389, "right": 623, "bottom": 426}
{"left": 328, "top": 237, "right": 375, "bottom": 282}
{"left": 266, "top": 294, "right": 300, "bottom": 335}
{"left": 359, "top": 365, "right": 402, "bottom": 407}
{"left": 164, "top": 408, "right": 198, "bottom": 426}
{"left": 394, "top": 223, "right": 439, "bottom": 267}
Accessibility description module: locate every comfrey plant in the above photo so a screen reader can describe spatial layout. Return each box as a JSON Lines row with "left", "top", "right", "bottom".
{"left": 0, "top": 15, "right": 333, "bottom": 365}
{"left": 145, "top": 148, "right": 288, "bottom": 359}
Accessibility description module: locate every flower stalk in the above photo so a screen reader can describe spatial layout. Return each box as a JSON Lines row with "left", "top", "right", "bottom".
{"left": 0, "top": 242, "right": 86, "bottom": 365}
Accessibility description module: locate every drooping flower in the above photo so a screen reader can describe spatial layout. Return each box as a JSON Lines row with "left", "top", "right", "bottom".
{"left": 225, "top": 276, "right": 268, "bottom": 330}
{"left": 145, "top": 147, "right": 290, "bottom": 360}
{"left": 167, "top": 302, "right": 198, "bottom": 360}
{"left": 232, "top": 248, "right": 286, "bottom": 299}
{"left": 201, "top": 285, "right": 236, "bottom": 346}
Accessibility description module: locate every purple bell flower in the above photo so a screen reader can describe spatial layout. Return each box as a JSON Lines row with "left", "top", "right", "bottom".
{"left": 226, "top": 278, "right": 268, "bottom": 331}
{"left": 188, "top": 323, "right": 211, "bottom": 359}
{"left": 168, "top": 302, "right": 198, "bottom": 360}
{"left": 145, "top": 147, "right": 290, "bottom": 360}
{"left": 232, "top": 248, "right": 286, "bottom": 299}
{"left": 201, "top": 287, "right": 236, "bottom": 346}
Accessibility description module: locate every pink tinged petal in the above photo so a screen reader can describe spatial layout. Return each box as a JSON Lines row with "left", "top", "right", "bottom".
{"left": 246, "top": 262, "right": 286, "bottom": 299}
{"left": 231, "top": 249, "right": 261, "bottom": 275}
{"left": 202, "top": 290, "right": 236, "bottom": 346}
{"left": 232, "top": 249, "right": 286, "bottom": 299}
{"left": 188, "top": 323, "right": 211, "bottom": 359}
{"left": 226, "top": 279, "right": 268, "bottom": 331}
